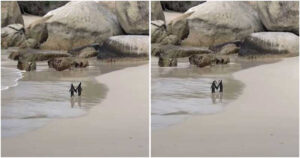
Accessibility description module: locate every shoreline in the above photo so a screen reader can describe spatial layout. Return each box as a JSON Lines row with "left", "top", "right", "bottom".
{"left": 152, "top": 57, "right": 299, "bottom": 156}
{"left": 2, "top": 64, "right": 149, "bottom": 156}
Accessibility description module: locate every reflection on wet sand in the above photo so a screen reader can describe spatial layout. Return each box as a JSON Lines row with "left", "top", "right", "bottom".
{"left": 211, "top": 92, "right": 223, "bottom": 104}
{"left": 70, "top": 96, "right": 82, "bottom": 108}
{"left": 152, "top": 56, "right": 280, "bottom": 129}
{"left": 70, "top": 97, "right": 75, "bottom": 108}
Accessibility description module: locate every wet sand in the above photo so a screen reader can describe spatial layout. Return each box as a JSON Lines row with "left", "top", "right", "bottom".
{"left": 1, "top": 48, "right": 146, "bottom": 137}
{"left": 2, "top": 64, "right": 149, "bottom": 156}
{"left": 152, "top": 57, "right": 299, "bottom": 156}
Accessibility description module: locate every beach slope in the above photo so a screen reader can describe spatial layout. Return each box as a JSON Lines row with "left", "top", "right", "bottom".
{"left": 152, "top": 57, "right": 299, "bottom": 156}
{"left": 2, "top": 64, "right": 149, "bottom": 157}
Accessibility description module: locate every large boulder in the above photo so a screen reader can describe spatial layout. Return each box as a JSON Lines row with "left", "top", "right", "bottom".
{"left": 8, "top": 48, "right": 71, "bottom": 61}
{"left": 116, "top": 1, "right": 149, "bottom": 35}
{"left": 151, "top": 1, "right": 165, "bottom": 22}
{"left": 18, "top": 1, "right": 68, "bottom": 16}
{"left": 1, "top": 2, "right": 24, "bottom": 27}
{"left": 161, "top": 1, "right": 205, "bottom": 12}
{"left": 216, "top": 44, "right": 240, "bottom": 55}
{"left": 48, "top": 57, "right": 89, "bottom": 71}
{"left": 181, "top": 2, "right": 264, "bottom": 47}
{"left": 96, "top": 1, "right": 116, "bottom": 13}
{"left": 239, "top": 32, "right": 299, "bottom": 56}
{"left": 40, "top": 1, "right": 122, "bottom": 50}
{"left": 1, "top": 24, "right": 26, "bottom": 48}
{"left": 257, "top": 1, "right": 299, "bottom": 35}
{"left": 102, "top": 35, "right": 149, "bottom": 56}
{"left": 152, "top": 44, "right": 213, "bottom": 58}
{"left": 167, "top": 12, "right": 193, "bottom": 40}
{"left": 19, "top": 38, "right": 39, "bottom": 49}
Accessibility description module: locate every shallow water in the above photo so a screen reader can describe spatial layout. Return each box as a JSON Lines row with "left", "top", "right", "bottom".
{"left": 151, "top": 56, "right": 279, "bottom": 129}
{"left": 1, "top": 48, "right": 147, "bottom": 137}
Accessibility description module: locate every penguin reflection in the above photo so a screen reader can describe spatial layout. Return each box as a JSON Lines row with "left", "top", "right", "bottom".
{"left": 69, "top": 82, "right": 83, "bottom": 108}
{"left": 210, "top": 80, "right": 223, "bottom": 104}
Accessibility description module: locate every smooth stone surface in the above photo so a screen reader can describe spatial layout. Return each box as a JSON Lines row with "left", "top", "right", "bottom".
{"left": 1, "top": 1, "right": 24, "bottom": 27}
{"left": 151, "top": 1, "right": 165, "bottom": 22}
{"left": 116, "top": 1, "right": 149, "bottom": 35}
{"left": 257, "top": 1, "right": 299, "bottom": 35}
{"left": 40, "top": 1, "right": 122, "bottom": 50}
{"left": 1, "top": 24, "right": 26, "bottom": 48}
{"left": 182, "top": 2, "right": 264, "bottom": 47}
{"left": 103, "top": 35, "right": 149, "bottom": 56}
{"left": 239, "top": 32, "right": 299, "bottom": 56}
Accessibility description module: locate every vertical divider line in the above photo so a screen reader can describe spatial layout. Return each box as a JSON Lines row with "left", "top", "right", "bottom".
{"left": 148, "top": 0, "right": 152, "bottom": 157}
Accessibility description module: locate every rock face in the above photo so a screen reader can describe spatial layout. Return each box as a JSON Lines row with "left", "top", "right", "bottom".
{"left": 1, "top": 2, "right": 24, "bottom": 27}
{"left": 217, "top": 44, "right": 240, "bottom": 55}
{"left": 152, "top": 44, "right": 213, "bottom": 58}
{"left": 151, "top": 20, "right": 168, "bottom": 43}
{"left": 181, "top": 2, "right": 264, "bottom": 47}
{"left": 18, "top": 1, "right": 68, "bottom": 16}
{"left": 26, "top": 16, "right": 51, "bottom": 44}
{"left": 161, "top": 1, "right": 205, "bottom": 12}
{"left": 257, "top": 1, "right": 299, "bottom": 35}
{"left": 116, "top": 1, "right": 149, "bottom": 35}
{"left": 40, "top": 1, "right": 122, "bottom": 50}
{"left": 167, "top": 12, "right": 193, "bottom": 40}
{"left": 189, "top": 54, "right": 230, "bottom": 67}
{"left": 78, "top": 47, "right": 98, "bottom": 58}
{"left": 97, "top": 1, "right": 116, "bottom": 13}
{"left": 9, "top": 49, "right": 71, "bottom": 61}
{"left": 239, "top": 32, "right": 299, "bottom": 56}
{"left": 102, "top": 35, "right": 149, "bottom": 56}
{"left": 158, "top": 56, "right": 177, "bottom": 67}
{"left": 160, "top": 34, "right": 180, "bottom": 45}
{"left": 19, "top": 38, "right": 39, "bottom": 49}
{"left": 48, "top": 57, "right": 89, "bottom": 71}
{"left": 151, "top": 1, "right": 165, "bottom": 22}
{"left": 1, "top": 24, "right": 26, "bottom": 48}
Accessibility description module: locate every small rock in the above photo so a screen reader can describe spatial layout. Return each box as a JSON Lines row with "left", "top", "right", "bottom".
{"left": 154, "top": 44, "right": 213, "bottom": 58}
{"left": 158, "top": 56, "right": 177, "bottom": 67}
{"left": 189, "top": 54, "right": 230, "bottom": 67}
{"left": 48, "top": 57, "right": 88, "bottom": 71}
{"left": 17, "top": 59, "right": 36, "bottom": 71}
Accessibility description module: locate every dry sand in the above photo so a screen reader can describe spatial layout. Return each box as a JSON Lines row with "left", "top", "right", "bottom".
{"left": 152, "top": 57, "right": 299, "bottom": 157}
{"left": 2, "top": 64, "right": 149, "bottom": 157}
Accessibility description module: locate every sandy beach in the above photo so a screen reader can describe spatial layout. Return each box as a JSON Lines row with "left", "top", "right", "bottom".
{"left": 2, "top": 64, "right": 149, "bottom": 157}
{"left": 152, "top": 57, "right": 299, "bottom": 157}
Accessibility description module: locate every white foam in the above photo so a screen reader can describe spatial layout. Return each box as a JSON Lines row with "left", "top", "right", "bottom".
{"left": 1, "top": 67, "right": 23, "bottom": 91}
